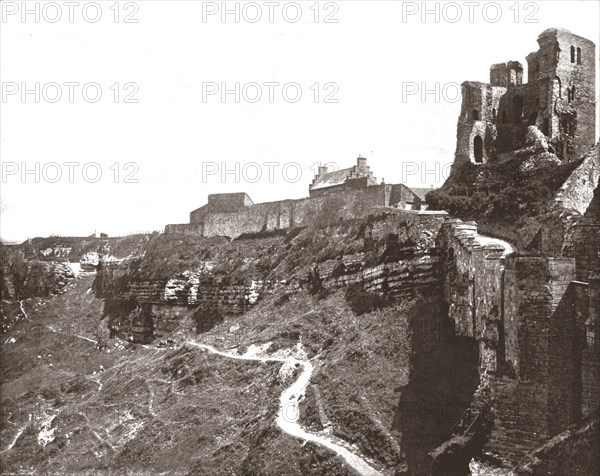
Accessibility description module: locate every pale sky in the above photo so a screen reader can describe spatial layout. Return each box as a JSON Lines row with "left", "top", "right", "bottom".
{"left": 1, "top": 0, "right": 599, "bottom": 242}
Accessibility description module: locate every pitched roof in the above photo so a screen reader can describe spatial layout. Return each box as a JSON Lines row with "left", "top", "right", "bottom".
{"left": 409, "top": 187, "right": 437, "bottom": 201}
{"left": 310, "top": 167, "right": 356, "bottom": 190}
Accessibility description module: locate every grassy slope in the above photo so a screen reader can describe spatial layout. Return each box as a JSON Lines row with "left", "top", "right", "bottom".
{"left": 2, "top": 273, "right": 416, "bottom": 474}
{"left": 1, "top": 216, "right": 443, "bottom": 474}
{"left": 193, "top": 290, "right": 416, "bottom": 471}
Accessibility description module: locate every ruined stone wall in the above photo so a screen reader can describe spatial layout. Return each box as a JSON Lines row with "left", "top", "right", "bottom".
{"left": 503, "top": 258, "right": 576, "bottom": 380}
{"left": 388, "top": 184, "right": 421, "bottom": 209}
{"left": 437, "top": 219, "right": 506, "bottom": 341}
{"left": 455, "top": 82, "right": 502, "bottom": 165}
{"left": 454, "top": 29, "right": 596, "bottom": 166}
{"left": 196, "top": 185, "right": 390, "bottom": 238}
{"left": 203, "top": 208, "right": 271, "bottom": 238}
{"left": 294, "top": 185, "right": 388, "bottom": 225}
{"left": 8, "top": 237, "right": 105, "bottom": 263}
{"left": 582, "top": 273, "right": 600, "bottom": 417}
{"left": 495, "top": 83, "right": 538, "bottom": 153}
{"left": 164, "top": 223, "right": 204, "bottom": 236}
{"left": 366, "top": 209, "right": 448, "bottom": 243}
{"left": 548, "top": 29, "right": 597, "bottom": 160}
{"left": 570, "top": 225, "right": 600, "bottom": 281}
{"left": 175, "top": 179, "right": 440, "bottom": 239}
{"left": 484, "top": 256, "right": 597, "bottom": 462}
{"left": 435, "top": 217, "right": 599, "bottom": 463}
{"left": 514, "top": 418, "right": 599, "bottom": 476}
{"left": 487, "top": 375, "right": 551, "bottom": 462}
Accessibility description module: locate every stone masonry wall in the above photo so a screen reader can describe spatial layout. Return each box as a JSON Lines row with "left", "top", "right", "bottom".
{"left": 200, "top": 186, "right": 389, "bottom": 238}
{"left": 454, "top": 29, "right": 596, "bottom": 165}
{"left": 437, "top": 219, "right": 506, "bottom": 343}
{"left": 171, "top": 184, "right": 395, "bottom": 239}
{"left": 570, "top": 224, "right": 600, "bottom": 281}
{"left": 436, "top": 217, "right": 598, "bottom": 464}
{"left": 486, "top": 255, "right": 600, "bottom": 464}
{"left": 514, "top": 418, "right": 599, "bottom": 476}
{"left": 582, "top": 273, "right": 600, "bottom": 417}
{"left": 163, "top": 223, "right": 204, "bottom": 236}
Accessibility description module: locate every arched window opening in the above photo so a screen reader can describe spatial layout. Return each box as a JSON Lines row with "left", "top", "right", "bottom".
{"left": 577, "top": 47, "right": 582, "bottom": 64}
{"left": 554, "top": 76, "right": 562, "bottom": 99}
{"left": 568, "top": 88, "right": 572, "bottom": 103}
{"left": 571, "top": 46, "right": 576, "bottom": 63}
{"left": 472, "top": 109, "right": 479, "bottom": 120}
{"left": 542, "top": 118, "right": 549, "bottom": 136}
{"left": 473, "top": 135, "right": 483, "bottom": 164}
{"left": 492, "top": 108, "right": 497, "bottom": 122}
{"left": 571, "top": 86, "right": 576, "bottom": 101}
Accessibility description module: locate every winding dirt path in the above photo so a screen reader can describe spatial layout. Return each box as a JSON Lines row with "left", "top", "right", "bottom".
{"left": 2, "top": 426, "right": 26, "bottom": 452}
{"left": 187, "top": 341, "right": 382, "bottom": 476}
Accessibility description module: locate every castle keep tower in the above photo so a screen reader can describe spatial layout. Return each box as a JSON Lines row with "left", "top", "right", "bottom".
{"left": 455, "top": 28, "right": 596, "bottom": 165}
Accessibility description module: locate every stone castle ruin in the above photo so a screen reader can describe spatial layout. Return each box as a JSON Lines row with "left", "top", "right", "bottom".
{"left": 110, "top": 27, "right": 599, "bottom": 473}
{"left": 166, "top": 156, "right": 430, "bottom": 238}
{"left": 162, "top": 28, "right": 598, "bottom": 470}
{"left": 456, "top": 28, "right": 596, "bottom": 165}
{"left": 3, "top": 25, "right": 600, "bottom": 476}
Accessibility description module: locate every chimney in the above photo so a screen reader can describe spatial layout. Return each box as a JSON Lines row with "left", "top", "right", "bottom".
{"left": 318, "top": 165, "right": 328, "bottom": 176}
{"left": 357, "top": 154, "right": 367, "bottom": 169}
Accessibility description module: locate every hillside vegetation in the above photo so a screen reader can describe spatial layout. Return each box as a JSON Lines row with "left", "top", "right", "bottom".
{"left": 1, "top": 265, "right": 447, "bottom": 474}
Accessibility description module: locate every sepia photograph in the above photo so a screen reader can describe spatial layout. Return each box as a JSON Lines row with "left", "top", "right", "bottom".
{"left": 1, "top": 1, "right": 599, "bottom": 474}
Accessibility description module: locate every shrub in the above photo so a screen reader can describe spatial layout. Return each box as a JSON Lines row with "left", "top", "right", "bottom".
{"left": 193, "top": 305, "right": 222, "bottom": 334}
{"left": 274, "top": 293, "right": 290, "bottom": 307}
{"left": 344, "top": 283, "right": 391, "bottom": 316}
{"left": 426, "top": 157, "right": 584, "bottom": 228}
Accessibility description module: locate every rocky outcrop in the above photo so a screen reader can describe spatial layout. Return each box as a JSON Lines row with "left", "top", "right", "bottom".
{"left": 95, "top": 211, "right": 449, "bottom": 343}
{"left": 0, "top": 251, "right": 76, "bottom": 300}
{"left": 80, "top": 252, "right": 100, "bottom": 272}
{"left": 554, "top": 142, "right": 600, "bottom": 215}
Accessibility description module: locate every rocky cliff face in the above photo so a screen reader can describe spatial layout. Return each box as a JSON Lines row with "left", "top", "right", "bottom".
{"left": 93, "top": 212, "right": 448, "bottom": 343}
{"left": 0, "top": 234, "right": 155, "bottom": 302}
{"left": 1, "top": 247, "right": 76, "bottom": 300}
